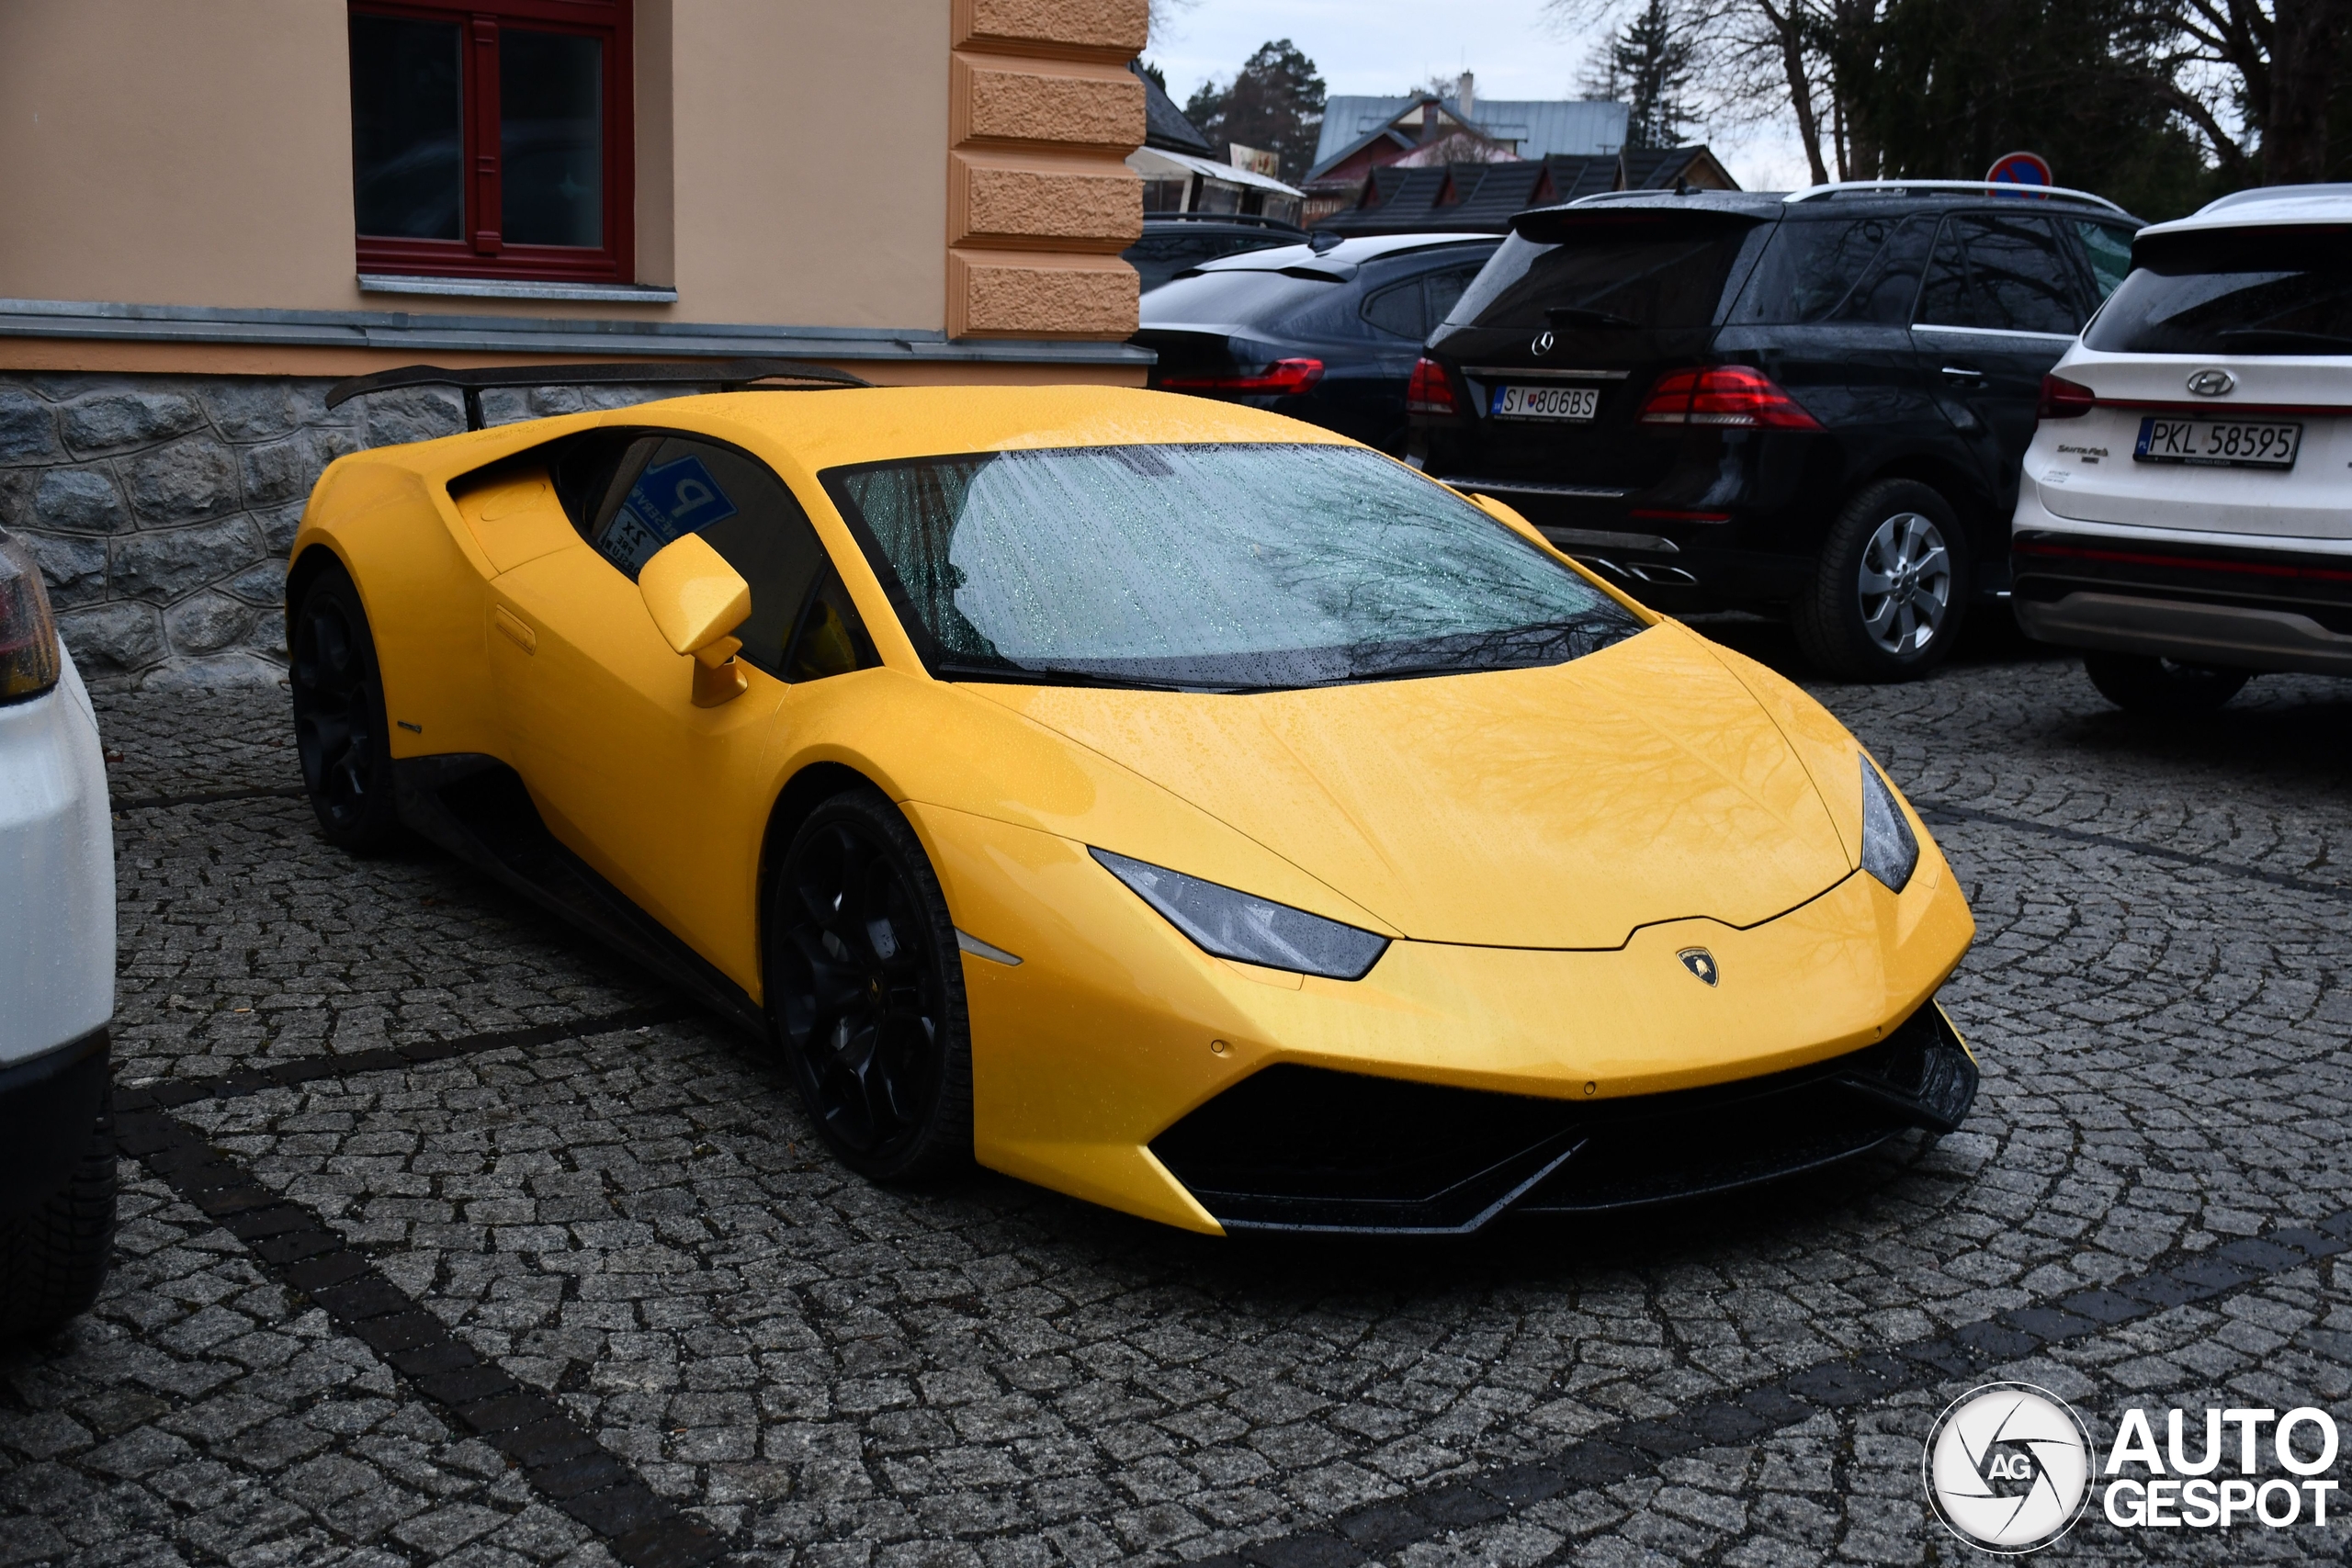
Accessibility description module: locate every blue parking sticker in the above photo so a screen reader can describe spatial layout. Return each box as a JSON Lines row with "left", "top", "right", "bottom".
{"left": 600, "top": 455, "right": 741, "bottom": 573}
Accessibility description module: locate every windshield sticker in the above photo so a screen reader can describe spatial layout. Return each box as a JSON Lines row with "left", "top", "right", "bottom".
{"left": 601, "top": 455, "right": 741, "bottom": 574}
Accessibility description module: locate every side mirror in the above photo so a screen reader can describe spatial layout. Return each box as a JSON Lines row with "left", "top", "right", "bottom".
{"left": 639, "top": 534, "right": 751, "bottom": 705}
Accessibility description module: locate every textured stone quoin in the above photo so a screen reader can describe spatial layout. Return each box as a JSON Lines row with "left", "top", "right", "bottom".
{"left": 953, "top": 156, "right": 1143, "bottom": 247}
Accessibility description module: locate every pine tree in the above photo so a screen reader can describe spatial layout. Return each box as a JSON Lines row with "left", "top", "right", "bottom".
{"left": 1183, "top": 40, "right": 1329, "bottom": 183}
{"left": 1609, "top": 0, "right": 1697, "bottom": 149}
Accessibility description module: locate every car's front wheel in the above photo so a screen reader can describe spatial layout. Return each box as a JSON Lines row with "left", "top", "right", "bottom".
{"left": 765, "top": 788, "right": 973, "bottom": 1184}
{"left": 290, "top": 560, "right": 401, "bottom": 852}
{"left": 1794, "top": 479, "right": 1969, "bottom": 682}
{"left": 2083, "top": 653, "right": 2250, "bottom": 715}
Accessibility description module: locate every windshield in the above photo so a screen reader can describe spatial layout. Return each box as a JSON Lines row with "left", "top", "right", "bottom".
{"left": 2085, "top": 227, "right": 2352, "bottom": 355}
{"left": 821, "top": 443, "right": 1645, "bottom": 691}
{"left": 1446, "top": 217, "right": 1752, "bottom": 331}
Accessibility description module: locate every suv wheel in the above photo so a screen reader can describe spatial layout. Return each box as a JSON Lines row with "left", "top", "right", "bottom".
{"left": 1794, "top": 479, "right": 1969, "bottom": 682}
{"left": 2083, "top": 653, "right": 2250, "bottom": 715}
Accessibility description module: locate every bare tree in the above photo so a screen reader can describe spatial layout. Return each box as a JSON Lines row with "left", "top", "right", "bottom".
{"left": 2161, "top": 0, "right": 2349, "bottom": 182}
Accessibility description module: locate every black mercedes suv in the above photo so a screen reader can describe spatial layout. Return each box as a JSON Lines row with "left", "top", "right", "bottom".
{"left": 1409, "top": 185, "right": 2143, "bottom": 679}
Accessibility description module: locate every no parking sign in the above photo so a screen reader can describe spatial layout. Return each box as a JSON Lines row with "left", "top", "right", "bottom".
{"left": 1986, "top": 150, "right": 2053, "bottom": 195}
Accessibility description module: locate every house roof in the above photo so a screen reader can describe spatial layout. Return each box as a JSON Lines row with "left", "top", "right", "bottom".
{"left": 1128, "top": 146, "right": 1305, "bottom": 198}
{"left": 1307, "top": 96, "right": 1629, "bottom": 180}
{"left": 1134, "top": 63, "right": 1212, "bottom": 156}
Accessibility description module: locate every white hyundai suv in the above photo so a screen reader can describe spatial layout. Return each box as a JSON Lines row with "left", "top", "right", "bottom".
{"left": 2011, "top": 184, "right": 2352, "bottom": 711}
{"left": 0, "top": 526, "right": 116, "bottom": 1337}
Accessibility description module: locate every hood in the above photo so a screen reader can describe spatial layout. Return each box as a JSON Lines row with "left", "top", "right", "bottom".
{"left": 967, "top": 624, "right": 1855, "bottom": 949}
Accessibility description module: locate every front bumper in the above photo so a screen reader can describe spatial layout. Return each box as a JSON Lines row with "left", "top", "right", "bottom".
{"left": 0, "top": 646, "right": 116, "bottom": 1066}
{"left": 912, "top": 799, "right": 1974, "bottom": 1235}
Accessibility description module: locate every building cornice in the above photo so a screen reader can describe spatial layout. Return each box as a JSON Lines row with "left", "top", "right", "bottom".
{"left": 0, "top": 297, "right": 1150, "bottom": 366}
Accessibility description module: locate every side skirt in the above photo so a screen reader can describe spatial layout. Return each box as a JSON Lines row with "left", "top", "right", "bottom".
{"left": 393, "top": 755, "right": 773, "bottom": 1044}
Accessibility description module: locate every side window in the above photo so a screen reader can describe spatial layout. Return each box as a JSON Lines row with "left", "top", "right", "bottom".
{"left": 587, "top": 434, "right": 874, "bottom": 681}
{"left": 2074, "top": 221, "right": 2135, "bottom": 301}
{"left": 1834, "top": 215, "right": 1937, "bottom": 324}
{"left": 1917, "top": 214, "right": 2083, "bottom": 334}
{"left": 1425, "top": 265, "right": 1478, "bottom": 327}
{"left": 1361, "top": 278, "right": 1426, "bottom": 338}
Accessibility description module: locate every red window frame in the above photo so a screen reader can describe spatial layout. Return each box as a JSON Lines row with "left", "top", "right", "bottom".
{"left": 350, "top": 0, "right": 634, "bottom": 283}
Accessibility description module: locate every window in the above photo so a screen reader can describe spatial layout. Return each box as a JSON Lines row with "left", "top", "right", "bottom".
{"left": 349, "top": 1, "right": 632, "bottom": 282}
{"left": 820, "top": 444, "right": 1642, "bottom": 691}
{"left": 1451, "top": 218, "right": 1754, "bottom": 332}
{"left": 1730, "top": 215, "right": 1936, "bottom": 325}
{"left": 2083, "top": 227, "right": 2352, "bottom": 356}
{"left": 1915, "top": 215, "right": 2083, "bottom": 335}
{"left": 1361, "top": 279, "right": 1426, "bottom": 338}
{"left": 571, "top": 433, "right": 876, "bottom": 682}
{"left": 2074, "top": 221, "right": 2136, "bottom": 301}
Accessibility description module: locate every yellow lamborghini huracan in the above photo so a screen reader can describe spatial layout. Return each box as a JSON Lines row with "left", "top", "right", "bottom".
{"left": 288, "top": 361, "right": 1976, "bottom": 1235}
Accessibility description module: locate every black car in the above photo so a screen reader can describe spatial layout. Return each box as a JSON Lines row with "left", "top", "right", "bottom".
{"left": 1137, "top": 232, "right": 1503, "bottom": 452}
{"left": 1410, "top": 186, "right": 2143, "bottom": 679}
{"left": 1125, "top": 213, "right": 1306, "bottom": 294}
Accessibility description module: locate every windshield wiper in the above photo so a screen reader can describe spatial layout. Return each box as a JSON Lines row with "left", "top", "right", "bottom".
{"left": 933, "top": 660, "right": 1237, "bottom": 694}
{"left": 2215, "top": 328, "right": 2352, "bottom": 352}
{"left": 1546, "top": 306, "right": 1639, "bottom": 329}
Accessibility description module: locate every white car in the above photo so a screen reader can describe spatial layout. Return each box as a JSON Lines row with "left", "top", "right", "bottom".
{"left": 0, "top": 526, "right": 116, "bottom": 1337}
{"left": 2010, "top": 183, "right": 2352, "bottom": 711}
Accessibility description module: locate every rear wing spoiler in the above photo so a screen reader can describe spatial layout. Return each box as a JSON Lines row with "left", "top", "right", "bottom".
{"left": 324, "top": 357, "right": 873, "bottom": 432}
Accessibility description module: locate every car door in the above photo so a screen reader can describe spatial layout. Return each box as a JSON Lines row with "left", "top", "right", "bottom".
{"left": 1911, "top": 211, "right": 2089, "bottom": 520}
{"left": 486, "top": 430, "right": 872, "bottom": 989}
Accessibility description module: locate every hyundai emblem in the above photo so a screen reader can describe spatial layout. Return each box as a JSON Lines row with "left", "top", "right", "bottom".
{"left": 1532, "top": 330, "right": 1555, "bottom": 356}
{"left": 2187, "top": 368, "right": 2235, "bottom": 397}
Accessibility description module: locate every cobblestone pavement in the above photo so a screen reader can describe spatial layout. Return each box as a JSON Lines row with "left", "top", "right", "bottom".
{"left": 8, "top": 629, "right": 2352, "bottom": 1565}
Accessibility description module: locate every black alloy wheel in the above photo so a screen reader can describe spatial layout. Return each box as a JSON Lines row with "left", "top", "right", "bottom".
{"left": 1794, "top": 478, "right": 1972, "bottom": 683}
{"left": 767, "top": 788, "right": 972, "bottom": 1182}
{"left": 289, "top": 562, "right": 401, "bottom": 852}
{"left": 2083, "top": 652, "right": 2251, "bottom": 715}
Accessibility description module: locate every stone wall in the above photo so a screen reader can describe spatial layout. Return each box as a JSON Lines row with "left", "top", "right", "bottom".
{"left": 0, "top": 372, "right": 684, "bottom": 687}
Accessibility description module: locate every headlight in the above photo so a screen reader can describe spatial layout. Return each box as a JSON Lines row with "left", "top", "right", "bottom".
{"left": 1859, "top": 754, "right": 1918, "bottom": 893}
{"left": 0, "top": 529, "right": 62, "bottom": 703}
{"left": 1090, "top": 847, "right": 1390, "bottom": 980}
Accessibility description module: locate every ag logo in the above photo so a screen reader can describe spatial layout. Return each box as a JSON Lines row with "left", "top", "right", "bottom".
{"left": 1924, "top": 1382, "right": 2093, "bottom": 1553}
{"left": 1676, "top": 947, "right": 1718, "bottom": 986}
{"left": 1532, "top": 330, "right": 1555, "bottom": 355}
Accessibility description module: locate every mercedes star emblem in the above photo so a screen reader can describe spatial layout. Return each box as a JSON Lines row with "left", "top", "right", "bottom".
{"left": 1532, "top": 330, "right": 1555, "bottom": 356}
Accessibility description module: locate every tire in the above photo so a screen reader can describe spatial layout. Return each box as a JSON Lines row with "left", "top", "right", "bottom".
{"left": 0, "top": 1077, "right": 116, "bottom": 1340}
{"left": 764, "top": 787, "right": 974, "bottom": 1183}
{"left": 1793, "top": 479, "right": 1970, "bottom": 682}
{"left": 2083, "top": 652, "right": 2250, "bottom": 715}
{"left": 290, "top": 560, "right": 401, "bottom": 852}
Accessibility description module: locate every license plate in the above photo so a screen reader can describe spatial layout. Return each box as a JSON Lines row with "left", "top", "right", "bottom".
{"left": 2133, "top": 415, "right": 2301, "bottom": 468}
{"left": 1491, "top": 384, "right": 1600, "bottom": 422}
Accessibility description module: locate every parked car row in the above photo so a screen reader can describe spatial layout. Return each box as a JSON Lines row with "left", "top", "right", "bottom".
{"left": 1140, "top": 178, "right": 2352, "bottom": 705}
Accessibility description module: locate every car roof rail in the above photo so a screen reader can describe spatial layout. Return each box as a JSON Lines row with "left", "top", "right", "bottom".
{"left": 1782, "top": 179, "right": 2130, "bottom": 216}
{"left": 324, "top": 357, "right": 874, "bottom": 432}
{"left": 2197, "top": 181, "right": 2352, "bottom": 214}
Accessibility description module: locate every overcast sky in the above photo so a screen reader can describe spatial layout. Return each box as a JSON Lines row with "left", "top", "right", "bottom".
{"left": 1145, "top": 0, "right": 1814, "bottom": 189}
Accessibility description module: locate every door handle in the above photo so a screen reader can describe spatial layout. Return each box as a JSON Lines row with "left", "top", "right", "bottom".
{"left": 1939, "top": 366, "right": 1986, "bottom": 383}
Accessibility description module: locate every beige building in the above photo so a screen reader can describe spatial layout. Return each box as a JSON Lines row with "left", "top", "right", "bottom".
{"left": 0, "top": 0, "right": 1153, "bottom": 682}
